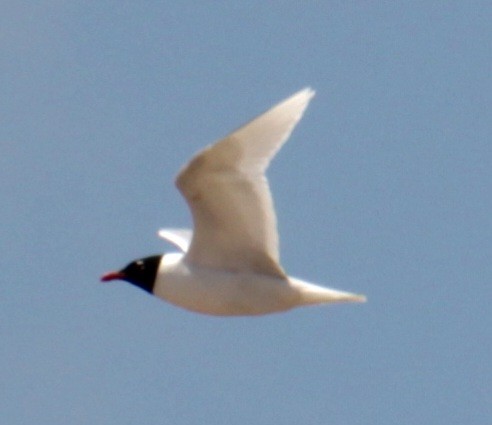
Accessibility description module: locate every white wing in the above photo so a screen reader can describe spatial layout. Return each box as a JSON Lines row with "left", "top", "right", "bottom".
{"left": 176, "top": 88, "right": 315, "bottom": 277}
{"left": 157, "top": 228, "right": 193, "bottom": 252}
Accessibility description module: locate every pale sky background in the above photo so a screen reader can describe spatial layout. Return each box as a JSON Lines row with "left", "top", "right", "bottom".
{"left": 1, "top": 2, "right": 491, "bottom": 424}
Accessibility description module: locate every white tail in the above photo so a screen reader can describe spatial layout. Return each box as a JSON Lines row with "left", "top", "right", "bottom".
{"left": 289, "top": 277, "right": 367, "bottom": 305}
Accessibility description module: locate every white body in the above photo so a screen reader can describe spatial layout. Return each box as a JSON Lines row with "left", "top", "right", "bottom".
{"left": 153, "top": 253, "right": 364, "bottom": 316}
{"left": 152, "top": 88, "right": 365, "bottom": 316}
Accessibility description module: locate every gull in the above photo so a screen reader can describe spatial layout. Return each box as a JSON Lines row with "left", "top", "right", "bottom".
{"left": 101, "top": 88, "right": 366, "bottom": 316}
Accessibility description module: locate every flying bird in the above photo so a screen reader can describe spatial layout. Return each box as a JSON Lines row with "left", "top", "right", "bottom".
{"left": 101, "top": 88, "right": 366, "bottom": 316}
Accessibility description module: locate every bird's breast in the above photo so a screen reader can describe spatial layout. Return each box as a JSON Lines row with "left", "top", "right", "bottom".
{"left": 152, "top": 253, "right": 299, "bottom": 316}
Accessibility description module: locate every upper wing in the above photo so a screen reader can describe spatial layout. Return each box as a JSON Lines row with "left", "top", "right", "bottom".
{"left": 176, "top": 88, "right": 315, "bottom": 277}
{"left": 157, "top": 228, "right": 193, "bottom": 252}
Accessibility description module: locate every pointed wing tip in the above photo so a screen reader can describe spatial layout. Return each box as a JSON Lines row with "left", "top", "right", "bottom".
{"left": 297, "top": 87, "right": 316, "bottom": 101}
{"left": 282, "top": 87, "right": 316, "bottom": 114}
{"left": 302, "top": 86, "right": 316, "bottom": 96}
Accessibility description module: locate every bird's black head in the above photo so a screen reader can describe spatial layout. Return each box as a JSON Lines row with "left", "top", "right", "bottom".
{"left": 101, "top": 255, "right": 162, "bottom": 294}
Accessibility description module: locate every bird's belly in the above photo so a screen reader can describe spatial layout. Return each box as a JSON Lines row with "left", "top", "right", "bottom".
{"left": 153, "top": 264, "right": 300, "bottom": 316}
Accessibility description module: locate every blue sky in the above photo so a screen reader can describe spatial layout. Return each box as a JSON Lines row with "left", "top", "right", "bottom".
{"left": 1, "top": 2, "right": 490, "bottom": 424}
